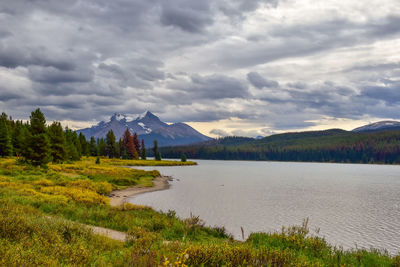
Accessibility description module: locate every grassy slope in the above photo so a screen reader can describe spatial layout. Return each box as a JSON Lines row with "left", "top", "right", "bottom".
{"left": 0, "top": 157, "right": 399, "bottom": 266}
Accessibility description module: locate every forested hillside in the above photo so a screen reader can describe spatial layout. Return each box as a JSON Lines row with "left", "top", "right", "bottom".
{"left": 161, "top": 129, "right": 400, "bottom": 164}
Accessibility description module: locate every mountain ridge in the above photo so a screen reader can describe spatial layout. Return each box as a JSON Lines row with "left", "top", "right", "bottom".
{"left": 352, "top": 120, "right": 400, "bottom": 133}
{"left": 77, "top": 111, "right": 211, "bottom": 147}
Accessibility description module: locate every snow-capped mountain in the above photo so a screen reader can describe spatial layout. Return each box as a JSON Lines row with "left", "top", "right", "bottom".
{"left": 352, "top": 120, "right": 400, "bottom": 133}
{"left": 77, "top": 111, "right": 212, "bottom": 147}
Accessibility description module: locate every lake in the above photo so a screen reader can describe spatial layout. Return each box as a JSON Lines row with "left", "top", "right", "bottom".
{"left": 128, "top": 160, "right": 400, "bottom": 254}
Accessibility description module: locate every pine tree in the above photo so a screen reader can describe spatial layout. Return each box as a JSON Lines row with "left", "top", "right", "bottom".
{"left": 128, "top": 135, "right": 138, "bottom": 159}
{"left": 25, "top": 108, "right": 50, "bottom": 166}
{"left": 105, "top": 130, "right": 117, "bottom": 158}
{"left": 141, "top": 139, "right": 146, "bottom": 160}
{"left": 79, "top": 133, "right": 88, "bottom": 156}
{"left": 133, "top": 132, "right": 140, "bottom": 155}
{"left": 89, "top": 136, "right": 97, "bottom": 156}
{"left": 11, "top": 121, "right": 26, "bottom": 157}
{"left": 65, "top": 128, "right": 80, "bottom": 161}
{"left": 115, "top": 138, "right": 121, "bottom": 158}
{"left": 48, "top": 122, "right": 67, "bottom": 163}
{"left": 97, "top": 138, "right": 106, "bottom": 156}
{"left": 153, "top": 140, "right": 161, "bottom": 160}
{"left": 181, "top": 153, "right": 187, "bottom": 162}
{"left": 0, "top": 117, "right": 12, "bottom": 157}
{"left": 122, "top": 129, "right": 132, "bottom": 159}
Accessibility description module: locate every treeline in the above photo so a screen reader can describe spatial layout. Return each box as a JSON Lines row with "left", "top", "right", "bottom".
{"left": 0, "top": 109, "right": 162, "bottom": 166}
{"left": 160, "top": 130, "right": 400, "bottom": 164}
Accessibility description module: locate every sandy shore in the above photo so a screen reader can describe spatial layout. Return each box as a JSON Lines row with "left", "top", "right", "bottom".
{"left": 108, "top": 176, "right": 171, "bottom": 207}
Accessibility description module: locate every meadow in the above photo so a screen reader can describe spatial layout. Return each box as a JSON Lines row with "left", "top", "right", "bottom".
{"left": 0, "top": 157, "right": 399, "bottom": 266}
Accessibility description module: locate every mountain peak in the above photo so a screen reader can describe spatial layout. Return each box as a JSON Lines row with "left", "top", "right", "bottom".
{"left": 135, "top": 111, "right": 153, "bottom": 120}
{"left": 143, "top": 111, "right": 157, "bottom": 119}
{"left": 110, "top": 113, "right": 127, "bottom": 122}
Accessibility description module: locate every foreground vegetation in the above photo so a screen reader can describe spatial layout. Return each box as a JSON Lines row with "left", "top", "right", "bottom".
{"left": 1, "top": 157, "right": 399, "bottom": 266}
{"left": 161, "top": 129, "right": 400, "bottom": 164}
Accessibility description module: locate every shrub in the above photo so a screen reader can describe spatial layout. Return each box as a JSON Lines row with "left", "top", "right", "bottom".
{"left": 40, "top": 186, "right": 109, "bottom": 205}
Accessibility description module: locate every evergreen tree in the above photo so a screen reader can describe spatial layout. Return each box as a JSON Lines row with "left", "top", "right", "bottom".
{"left": 73, "top": 131, "right": 82, "bottom": 157}
{"left": 181, "top": 153, "right": 187, "bottom": 162}
{"left": 133, "top": 132, "right": 141, "bottom": 155}
{"left": 65, "top": 128, "right": 80, "bottom": 161}
{"left": 11, "top": 121, "right": 26, "bottom": 157}
{"left": 131, "top": 139, "right": 139, "bottom": 159}
{"left": 153, "top": 140, "right": 161, "bottom": 160}
{"left": 89, "top": 136, "right": 97, "bottom": 156}
{"left": 0, "top": 117, "right": 12, "bottom": 157}
{"left": 48, "top": 122, "right": 67, "bottom": 163}
{"left": 156, "top": 151, "right": 161, "bottom": 161}
{"left": 141, "top": 139, "right": 146, "bottom": 160}
{"left": 115, "top": 138, "right": 121, "bottom": 158}
{"left": 25, "top": 108, "right": 50, "bottom": 166}
{"left": 105, "top": 130, "right": 117, "bottom": 158}
{"left": 127, "top": 135, "right": 138, "bottom": 159}
{"left": 79, "top": 133, "right": 88, "bottom": 156}
{"left": 97, "top": 138, "right": 106, "bottom": 156}
{"left": 122, "top": 129, "right": 132, "bottom": 159}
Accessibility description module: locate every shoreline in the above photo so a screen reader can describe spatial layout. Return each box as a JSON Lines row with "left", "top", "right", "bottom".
{"left": 108, "top": 176, "right": 171, "bottom": 207}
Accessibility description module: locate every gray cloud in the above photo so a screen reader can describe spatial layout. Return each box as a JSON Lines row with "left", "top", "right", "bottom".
{"left": 247, "top": 72, "right": 279, "bottom": 88}
{"left": 0, "top": 0, "right": 400, "bottom": 134}
{"left": 28, "top": 66, "right": 93, "bottom": 84}
{"left": 189, "top": 74, "right": 249, "bottom": 99}
{"left": 160, "top": 0, "right": 213, "bottom": 32}
{"left": 210, "top": 128, "right": 230, "bottom": 137}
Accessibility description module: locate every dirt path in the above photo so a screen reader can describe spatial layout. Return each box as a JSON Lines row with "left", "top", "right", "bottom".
{"left": 108, "top": 176, "right": 170, "bottom": 207}
{"left": 44, "top": 177, "right": 172, "bottom": 242}
{"left": 90, "top": 225, "right": 128, "bottom": 241}
{"left": 87, "top": 176, "right": 171, "bottom": 241}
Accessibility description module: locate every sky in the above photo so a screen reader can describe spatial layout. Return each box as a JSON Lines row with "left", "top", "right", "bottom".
{"left": 0, "top": 0, "right": 400, "bottom": 137}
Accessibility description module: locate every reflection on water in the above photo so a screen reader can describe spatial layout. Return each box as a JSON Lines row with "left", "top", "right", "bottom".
{"left": 129, "top": 160, "right": 400, "bottom": 254}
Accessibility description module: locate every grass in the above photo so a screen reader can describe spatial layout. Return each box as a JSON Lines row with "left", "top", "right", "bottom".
{"left": 0, "top": 157, "right": 399, "bottom": 266}
{"left": 98, "top": 157, "right": 197, "bottom": 167}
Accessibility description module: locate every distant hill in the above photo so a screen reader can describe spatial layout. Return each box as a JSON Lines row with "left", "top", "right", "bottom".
{"left": 77, "top": 111, "right": 211, "bottom": 147}
{"left": 160, "top": 128, "right": 400, "bottom": 164}
{"left": 353, "top": 121, "right": 400, "bottom": 133}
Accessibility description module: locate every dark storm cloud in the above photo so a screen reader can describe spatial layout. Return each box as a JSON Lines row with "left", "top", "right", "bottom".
{"left": 0, "top": 45, "right": 76, "bottom": 70}
{"left": 160, "top": 0, "right": 214, "bottom": 32}
{"left": 28, "top": 66, "right": 94, "bottom": 84}
{"left": 219, "top": 0, "right": 279, "bottom": 20}
{"left": 0, "top": 90, "right": 21, "bottom": 101}
{"left": 247, "top": 72, "right": 279, "bottom": 88}
{"left": 187, "top": 74, "right": 249, "bottom": 99}
{"left": 360, "top": 83, "right": 400, "bottom": 104}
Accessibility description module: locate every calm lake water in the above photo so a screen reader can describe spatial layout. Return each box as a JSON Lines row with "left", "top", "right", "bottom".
{"left": 129, "top": 160, "right": 400, "bottom": 254}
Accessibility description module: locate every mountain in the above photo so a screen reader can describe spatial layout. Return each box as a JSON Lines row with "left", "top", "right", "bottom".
{"left": 352, "top": 121, "right": 400, "bottom": 133}
{"left": 77, "top": 111, "right": 212, "bottom": 147}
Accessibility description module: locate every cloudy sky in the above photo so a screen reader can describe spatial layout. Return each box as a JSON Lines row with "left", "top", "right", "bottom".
{"left": 1, "top": 0, "right": 400, "bottom": 137}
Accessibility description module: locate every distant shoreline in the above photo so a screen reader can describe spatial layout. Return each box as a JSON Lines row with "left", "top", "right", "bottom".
{"left": 108, "top": 176, "right": 171, "bottom": 207}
